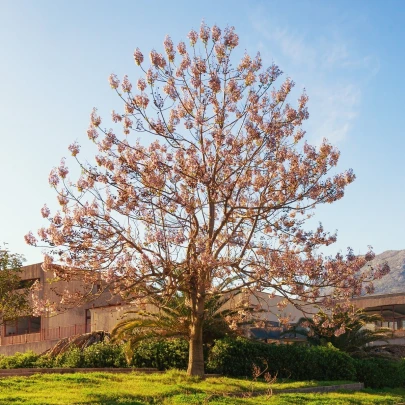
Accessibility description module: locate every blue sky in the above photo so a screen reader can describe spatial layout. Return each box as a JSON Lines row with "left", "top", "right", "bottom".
{"left": 1, "top": 0, "right": 404, "bottom": 264}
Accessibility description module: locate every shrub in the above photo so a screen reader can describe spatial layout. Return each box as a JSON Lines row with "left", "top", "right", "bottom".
{"left": 207, "top": 337, "right": 356, "bottom": 381}
{"left": 0, "top": 342, "right": 127, "bottom": 369}
{"left": 33, "top": 355, "right": 55, "bottom": 368}
{"left": 54, "top": 347, "right": 84, "bottom": 368}
{"left": 132, "top": 338, "right": 189, "bottom": 370}
{"left": 0, "top": 351, "right": 40, "bottom": 369}
{"left": 53, "top": 342, "right": 127, "bottom": 368}
{"left": 354, "top": 358, "right": 405, "bottom": 388}
{"left": 82, "top": 342, "right": 126, "bottom": 368}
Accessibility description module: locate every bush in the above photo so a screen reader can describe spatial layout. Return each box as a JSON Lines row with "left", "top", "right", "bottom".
{"left": 33, "top": 355, "right": 55, "bottom": 368}
{"left": 0, "top": 342, "right": 127, "bottom": 369}
{"left": 0, "top": 351, "right": 40, "bottom": 369}
{"left": 82, "top": 342, "right": 127, "bottom": 368}
{"left": 53, "top": 347, "right": 84, "bottom": 368}
{"left": 132, "top": 338, "right": 189, "bottom": 370}
{"left": 207, "top": 337, "right": 356, "bottom": 381}
{"left": 354, "top": 358, "right": 405, "bottom": 388}
{"left": 53, "top": 342, "right": 127, "bottom": 368}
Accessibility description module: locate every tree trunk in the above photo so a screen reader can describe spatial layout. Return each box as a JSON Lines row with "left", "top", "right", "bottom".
{"left": 187, "top": 314, "right": 205, "bottom": 376}
{"left": 187, "top": 287, "right": 205, "bottom": 377}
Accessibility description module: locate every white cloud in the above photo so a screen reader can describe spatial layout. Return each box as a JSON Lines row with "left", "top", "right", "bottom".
{"left": 249, "top": 11, "right": 378, "bottom": 145}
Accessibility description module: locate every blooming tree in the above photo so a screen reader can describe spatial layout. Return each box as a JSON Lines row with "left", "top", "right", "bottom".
{"left": 26, "top": 23, "right": 387, "bottom": 376}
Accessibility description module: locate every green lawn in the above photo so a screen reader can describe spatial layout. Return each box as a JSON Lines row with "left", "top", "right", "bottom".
{"left": 0, "top": 370, "right": 403, "bottom": 405}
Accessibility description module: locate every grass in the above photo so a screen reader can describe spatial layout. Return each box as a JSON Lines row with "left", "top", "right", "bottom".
{"left": 0, "top": 370, "right": 403, "bottom": 404}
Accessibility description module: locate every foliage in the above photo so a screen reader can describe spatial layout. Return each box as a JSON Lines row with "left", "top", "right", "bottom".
{"left": 32, "top": 354, "right": 55, "bottom": 368}
{"left": 2, "top": 340, "right": 404, "bottom": 390}
{"left": 288, "top": 307, "right": 392, "bottom": 353}
{"left": 0, "top": 246, "right": 31, "bottom": 322}
{"left": 0, "top": 371, "right": 404, "bottom": 404}
{"left": 0, "top": 343, "right": 125, "bottom": 370}
{"left": 26, "top": 22, "right": 386, "bottom": 375}
{"left": 207, "top": 337, "right": 357, "bottom": 381}
{"left": 53, "top": 342, "right": 126, "bottom": 368}
{"left": 354, "top": 358, "right": 405, "bottom": 388}
{"left": 131, "top": 338, "right": 189, "bottom": 370}
{"left": 0, "top": 351, "right": 40, "bottom": 369}
{"left": 82, "top": 342, "right": 127, "bottom": 368}
{"left": 111, "top": 292, "right": 237, "bottom": 362}
{"left": 53, "top": 347, "right": 84, "bottom": 368}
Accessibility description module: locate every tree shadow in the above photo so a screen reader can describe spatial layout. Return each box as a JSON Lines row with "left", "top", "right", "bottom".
{"left": 83, "top": 393, "right": 147, "bottom": 404}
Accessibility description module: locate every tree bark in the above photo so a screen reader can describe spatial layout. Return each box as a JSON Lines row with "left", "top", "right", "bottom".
{"left": 187, "top": 314, "right": 205, "bottom": 376}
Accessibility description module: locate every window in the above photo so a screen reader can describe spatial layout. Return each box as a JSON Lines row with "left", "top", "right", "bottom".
{"left": 85, "top": 309, "right": 91, "bottom": 333}
{"left": 17, "top": 278, "right": 40, "bottom": 289}
{"left": 92, "top": 283, "right": 102, "bottom": 294}
{"left": 4, "top": 316, "right": 41, "bottom": 336}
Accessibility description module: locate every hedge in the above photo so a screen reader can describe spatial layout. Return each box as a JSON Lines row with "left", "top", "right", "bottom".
{"left": 2, "top": 338, "right": 405, "bottom": 389}
{"left": 354, "top": 357, "right": 405, "bottom": 388}
{"left": 131, "top": 338, "right": 189, "bottom": 370}
{"left": 0, "top": 351, "right": 40, "bottom": 369}
{"left": 0, "top": 342, "right": 127, "bottom": 369}
{"left": 206, "top": 337, "right": 357, "bottom": 381}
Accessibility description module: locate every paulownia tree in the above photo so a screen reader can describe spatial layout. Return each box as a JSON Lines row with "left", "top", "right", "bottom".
{"left": 26, "top": 23, "right": 388, "bottom": 376}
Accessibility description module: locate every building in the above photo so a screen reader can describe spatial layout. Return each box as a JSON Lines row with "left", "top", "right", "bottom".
{"left": 351, "top": 292, "right": 405, "bottom": 345}
{"left": 3, "top": 262, "right": 405, "bottom": 355}
{"left": 0, "top": 263, "right": 127, "bottom": 356}
{"left": 1, "top": 263, "right": 319, "bottom": 355}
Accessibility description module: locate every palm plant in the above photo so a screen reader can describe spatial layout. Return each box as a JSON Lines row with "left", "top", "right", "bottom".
{"left": 111, "top": 293, "right": 240, "bottom": 361}
{"left": 288, "top": 307, "right": 392, "bottom": 353}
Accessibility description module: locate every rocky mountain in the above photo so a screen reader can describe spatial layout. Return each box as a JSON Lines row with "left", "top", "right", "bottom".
{"left": 365, "top": 250, "right": 405, "bottom": 295}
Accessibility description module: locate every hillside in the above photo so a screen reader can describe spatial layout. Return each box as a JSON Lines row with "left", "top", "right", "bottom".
{"left": 365, "top": 250, "right": 405, "bottom": 295}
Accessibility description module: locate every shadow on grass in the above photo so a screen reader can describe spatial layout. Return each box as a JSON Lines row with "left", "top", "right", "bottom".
{"left": 83, "top": 393, "right": 147, "bottom": 405}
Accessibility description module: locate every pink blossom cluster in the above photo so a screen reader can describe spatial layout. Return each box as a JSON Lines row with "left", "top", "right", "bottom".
{"left": 26, "top": 24, "right": 388, "bottom": 334}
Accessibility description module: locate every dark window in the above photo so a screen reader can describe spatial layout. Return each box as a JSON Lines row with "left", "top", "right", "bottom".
{"left": 4, "top": 316, "right": 41, "bottom": 336}
{"left": 17, "top": 278, "right": 40, "bottom": 289}
{"left": 92, "top": 283, "right": 102, "bottom": 294}
{"left": 85, "top": 309, "right": 91, "bottom": 333}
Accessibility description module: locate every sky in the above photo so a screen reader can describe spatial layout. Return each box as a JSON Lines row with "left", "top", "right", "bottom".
{"left": 1, "top": 0, "right": 404, "bottom": 265}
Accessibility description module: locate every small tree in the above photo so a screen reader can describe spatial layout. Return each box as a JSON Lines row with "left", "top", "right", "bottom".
{"left": 0, "top": 246, "right": 31, "bottom": 322}
{"left": 290, "top": 307, "right": 392, "bottom": 352}
{"left": 26, "top": 23, "right": 387, "bottom": 376}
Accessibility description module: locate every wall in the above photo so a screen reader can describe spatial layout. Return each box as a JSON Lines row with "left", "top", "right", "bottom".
{"left": 0, "top": 339, "right": 60, "bottom": 356}
{"left": 221, "top": 291, "right": 317, "bottom": 325}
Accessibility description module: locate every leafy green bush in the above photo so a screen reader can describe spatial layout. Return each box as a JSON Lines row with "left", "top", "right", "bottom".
{"left": 0, "top": 342, "right": 127, "bottom": 369}
{"left": 33, "top": 355, "right": 55, "bottom": 368}
{"left": 82, "top": 342, "right": 126, "bottom": 368}
{"left": 53, "top": 342, "right": 126, "bottom": 368}
{"left": 0, "top": 351, "right": 40, "bottom": 369}
{"left": 131, "top": 338, "right": 189, "bottom": 370}
{"left": 207, "top": 337, "right": 356, "bottom": 381}
{"left": 354, "top": 358, "right": 405, "bottom": 388}
{"left": 53, "top": 347, "right": 84, "bottom": 368}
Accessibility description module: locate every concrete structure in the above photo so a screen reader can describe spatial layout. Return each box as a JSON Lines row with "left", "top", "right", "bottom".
{"left": 1, "top": 264, "right": 319, "bottom": 355}
{"left": 4, "top": 262, "right": 405, "bottom": 355}
{"left": 351, "top": 292, "right": 405, "bottom": 345}
{"left": 0, "top": 263, "right": 126, "bottom": 355}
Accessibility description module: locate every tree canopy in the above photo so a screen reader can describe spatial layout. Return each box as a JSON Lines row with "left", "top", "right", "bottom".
{"left": 26, "top": 23, "right": 387, "bottom": 376}
{"left": 0, "top": 246, "right": 31, "bottom": 322}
